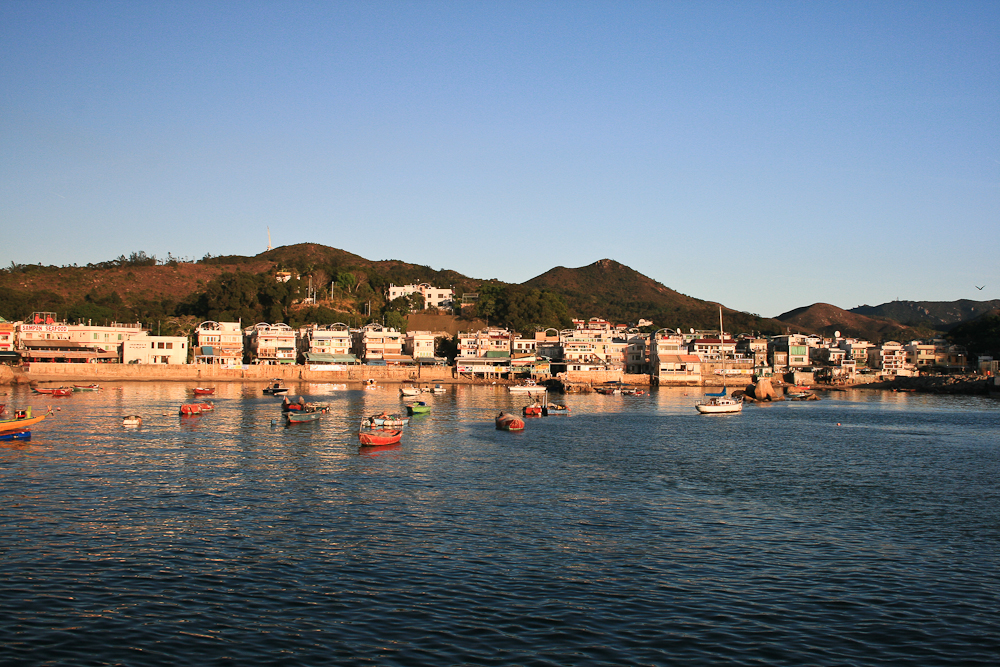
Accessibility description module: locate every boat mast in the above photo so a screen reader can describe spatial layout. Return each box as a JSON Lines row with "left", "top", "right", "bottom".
{"left": 719, "top": 305, "right": 726, "bottom": 390}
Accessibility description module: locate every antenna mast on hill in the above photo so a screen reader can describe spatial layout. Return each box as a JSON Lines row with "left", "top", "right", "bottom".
{"left": 267, "top": 227, "right": 273, "bottom": 251}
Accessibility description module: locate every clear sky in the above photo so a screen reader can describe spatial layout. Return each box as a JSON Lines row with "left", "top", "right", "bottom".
{"left": 2, "top": 1, "right": 997, "bottom": 318}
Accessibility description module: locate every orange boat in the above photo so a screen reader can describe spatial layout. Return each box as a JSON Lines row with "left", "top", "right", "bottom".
{"left": 193, "top": 387, "right": 216, "bottom": 396}
{"left": 0, "top": 408, "right": 46, "bottom": 433}
{"left": 496, "top": 412, "right": 525, "bottom": 431}
{"left": 179, "top": 403, "right": 210, "bottom": 415}
{"left": 359, "top": 429, "right": 402, "bottom": 446}
{"left": 522, "top": 404, "right": 543, "bottom": 417}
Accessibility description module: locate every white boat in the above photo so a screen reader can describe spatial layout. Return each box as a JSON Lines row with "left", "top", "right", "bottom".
{"left": 508, "top": 380, "right": 546, "bottom": 394}
{"left": 400, "top": 386, "right": 422, "bottom": 397}
{"left": 695, "top": 307, "right": 742, "bottom": 415}
{"left": 695, "top": 396, "right": 743, "bottom": 414}
{"left": 122, "top": 415, "right": 142, "bottom": 427}
{"left": 430, "top": 384, "right": 446, "bottom": 393}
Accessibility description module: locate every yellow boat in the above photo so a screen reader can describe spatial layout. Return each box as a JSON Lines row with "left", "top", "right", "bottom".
{"left": 0, "top": 407, "right": 46, "bottom": 433}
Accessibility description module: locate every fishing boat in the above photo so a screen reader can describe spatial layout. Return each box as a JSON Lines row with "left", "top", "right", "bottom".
{"left": 522, "top": 403, "right": 543, "bottom": 417}
{"left": 0, "top": 408, "right": 46, "bottom": 433}
{"left": 0, "top": 429, "right": 30, "bottom": 441}
{"left": 594, "top": 384, "right": 621, "bottom": 395}
{"left": 286, "top": 410, "right": 325, "bottom": 424}
{"left": 196, "top": 402, "right": 215, "bottom": 411}
{"left": 430, "top": 384, "right": 446, "bottom": 393}
{"left": 405, "top": 401, "right": 430, "bottom": 415}
{"left": 263, "top": 380, "right": 289, "bottom": 395}
{"left": 364, "top": 379, "right": 378, "bottom": 390}
{"left": 122, "top": 415, "right": 142, "bottom": 427}
{"left": 545, "top": 403, "right": 570, "bottom": 414}
{"left": 695, "top": 307, "right": 743, "bottom": 414}
{"left": 400, "top": 385, "right": 422, "bottom": 397}
{"left": 359, "top": 429, "right": 403, "bottom": 446}
{"left": 361, "top": 414, "right": 409, "bottom": 428}
{"left": 34, "top": 386, "right": 72, "bottom": 396}
{"left": 508, "top": 380, "right": 545, "bottom": 394}
{"left": 192, "top": 387, "right": 216, "bottom": 396}
{"left": 73, "top": 384, "right": 100, "bottom": 392}
{"left": 179, "top": 403, "right": 206, "bottom": 415}
{"left": 495, "top": 412, "right": 525, "bottom": 431}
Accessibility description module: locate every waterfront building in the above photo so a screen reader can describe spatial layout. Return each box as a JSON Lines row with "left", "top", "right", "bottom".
{"left": 0, "top": 319, "right": 17, "bottom": 364}
{"left": 457, "top": 328, "right": 513, "bottom": 358}
{"left": 245, "top": 323, "right": 296, "bottom": 365}
{"left": 17, "top": 314, "right": 144, "bottom": 363}
{"left": 122, "top": 335, "right": 188, "bottom": 364}
{"left": 300, "top": 323, "right": 358, "bottom": 367}
{"left": 403, "top": 330, "right": 437, "bottom": 359}
{"left": 194, "top": 321, "right": 244, "bottom": 366}
{"left": 353, "top": 324, "right": 406, "bottom": 365}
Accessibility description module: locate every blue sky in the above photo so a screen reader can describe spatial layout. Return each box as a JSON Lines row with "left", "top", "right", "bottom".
{"left": 2, "top": 1, "right": 997, "bottom": 318}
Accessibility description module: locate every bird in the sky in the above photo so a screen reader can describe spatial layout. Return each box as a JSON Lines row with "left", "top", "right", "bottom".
{"left": 975, "top": 285, "right": 985, "bottom": 290}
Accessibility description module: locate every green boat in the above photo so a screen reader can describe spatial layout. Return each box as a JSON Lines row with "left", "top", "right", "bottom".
{"left": 405, "top": 401, "right": 430, "bottom": 415}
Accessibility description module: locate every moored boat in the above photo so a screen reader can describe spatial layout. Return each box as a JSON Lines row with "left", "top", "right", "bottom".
{"left": 0, "top": 408, "right": 46, "bottom": 433}
{"left": 193, "top": 387, "right": 216, "bottom": 396}
{"left": 545, "top": 403, "right": 570, "bottom": 414}
{"left": 495, "top": 412, "right": 525, "bottom": 431}
{"left": 431, "top": 384, "right": 446, "bottom": 393}
{"left": 362, "top": 414, "right": 409, "bottom": 428}
{"left": 122, "top": 415, "right": 142, "bottom": 427}
{"left": 0, "top": 429, "right": 30, "bottom": 441}
{"left": 34, "top": 386, "right": 72, "bottom": 396}
{"left": 405, "top": 401, "right": 430, "bottom": 415}
{"left": 508, "top": 380, "right": 545, "bottom": 394}
{"left": 286, "top": 410, "right": 324, "bottom": 424}
{"left": 179, "top": 403, "right": 205, "bottom": 415}
{"left": 522, "top": 403, "right": 543, "bottom": 417}
{"left": 263, "top": 380, "right": 289, "bottom": 395}
{"left": 359, "top": 428, "right": 403, "bottom": 446}
{"left": 73, "top": 384, "right": 100, "bottom": 392}
{"left": 695, "top": 396, "right": 744, "bottom": 414}
{"left": 400, "top": 385, "right": 422, "bottom": 397}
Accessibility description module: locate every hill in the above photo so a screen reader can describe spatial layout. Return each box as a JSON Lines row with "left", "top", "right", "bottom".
{"left": 850, "top": 299, "right": 1000, "bottom": 331}
{"left": 523, "top": 259, "right": 787, "bottom": 334}
{"left": 946, "top": 308, "right": 1000, "bottom": 357}
{"left": 776, "top": 303, "right": 934, "bottom": 342}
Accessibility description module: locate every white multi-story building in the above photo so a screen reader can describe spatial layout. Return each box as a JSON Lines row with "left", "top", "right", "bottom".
{"left": 194, "top": 321, "right": 244, "bottom": 365}
{"left": 457, "top": 328, "right": 513, "bottom": 358}
{"left": 387, "top": 283, "right": 454, "bottom": 310}
{"left": 246, "top": 323, "right": 297, "bottom": 365}
{"left": 17, "top": 314, "right": 144, "bottom": 363}
{"left": 300, "top": 323, "right": 358, "bottom": 366}
{"left": 404, "top": 330, "right": 437, "bottom": 359}
{"left": 122, "top": 335, "right": 189, "bottom": 364}
{"left": 353, "top": 324, "right": 405, "bottom": 364}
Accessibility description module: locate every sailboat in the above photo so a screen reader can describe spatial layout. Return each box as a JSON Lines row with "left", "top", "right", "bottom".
{"left": 695, "top": 306, "right": 743, "bottom": 414}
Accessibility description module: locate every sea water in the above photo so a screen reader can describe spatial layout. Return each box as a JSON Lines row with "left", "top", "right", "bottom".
{"left": 2, "top": 383, "right": 998, "bottom": 665}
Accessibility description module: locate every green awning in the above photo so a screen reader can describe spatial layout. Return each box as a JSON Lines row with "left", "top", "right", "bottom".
{"left": 305, "top": 352, "right": 359, "bottom": 364}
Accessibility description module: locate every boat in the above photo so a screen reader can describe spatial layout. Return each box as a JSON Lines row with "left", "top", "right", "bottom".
{"left": 594, "top": 385, "right": 621, "bottom": 395}
{"left": 34, "top": 386, "right": 72, "bottom": 396}
{"left": 508, "top": 380, "right": 545, "bottom": 394}
{"left": 196, "top": 402, "right": 215, "bottom": 411}
{"left": 286, "top": 410, "right": 325, "bottom": 424}
{"left": 621, "top": 387, "right": 645, "bottom": 396}
{"left": 263, "top": 380, "right": 289, "bottom": 395}
{"left": 545, "top": 403, "right": 570, "bottom": 414}
{"left": 695, "top": 395, "right": 744, "bottom": 414}
{"left": 695, "top": 307, "right": 743, "bottom": 414}
{"left": 0, "top": 429, "right": 30, "bottom": 441}
{"left": 0, "top": 408, "right": 46, "bottom": 433}
{"left": 405, "top": 401, "right": 430, "bottom": 415}
{"left": 122, "top": 415, "right": 142, "bottom": 427}
{"left": 362, "top": 414, "right": 409, "bottom": 428}
{"left": 364, "top": 379, "right": 378, "bottom": 390}
{"left": 430, "top": 384, "right": 446, "bottom": 393}
{"left": 495, "top": 412, "right": 525, "bottom": 431}
{"left": 179, "top": 403, "right": 206, "bottom": 415}
{"left": 359, "top": 429, "right": 403, "bottom": 446}
{"left": 192, "top": 387, "right": 216, "bottom": 396}
{"left": 400, "top": 385, "right": 423, "bottom": 397}
{"left": 522, "top": 402, "right": 543, "bottom": 417}
{"left": 73, "top": 384, "right": 100, "bottom": 392}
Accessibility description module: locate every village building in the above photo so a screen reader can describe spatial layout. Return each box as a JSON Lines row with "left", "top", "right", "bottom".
{"left": 17, "top": 314, "right": 143, "bottom": 363}
{"left": 353, "top": 324, "right": 407, "bottom": 365}
{"left": 122, "top": 335, "right": 188, "bottom": 364}
{"left": 245, "top": 323, "right": 296, "bottom": 365}
{"left": 387, "top": 283, "right": 454, "bottom": 311}
{"left": 403, "top": 330, "right": 437, "bottom": 360}
{"left": 300, "top": 323, "right": 359, "bottom": 368}
{"left": 194, "top": 321, "right": 245, "bottom": 365}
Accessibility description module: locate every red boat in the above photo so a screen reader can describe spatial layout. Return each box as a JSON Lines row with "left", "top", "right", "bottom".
{"left": 34, "top": 386, "right": 71, "bottom": 396}
{"left": 179, "top": 402, "right": 211, "bottom": 415}
{"left": 359, "top": 429, "right": 402, "bottom": 446}
{"left": 496, "top": 412, "right": 525, "bottom": 431}
{"left": 522, "top": 405, "right": 543, "bottom": 417}
{"left": 193, "top": 387, "right": 216, "bottom": 396}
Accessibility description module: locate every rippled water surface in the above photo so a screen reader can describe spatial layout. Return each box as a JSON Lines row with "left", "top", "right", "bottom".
{"left": 2, "top": 383, "right": 999, "bottom": 665}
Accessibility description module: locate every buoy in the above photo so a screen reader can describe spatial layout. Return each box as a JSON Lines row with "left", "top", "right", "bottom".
{"left": 837, "top": 423, "right": 841, "bottom": 426}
